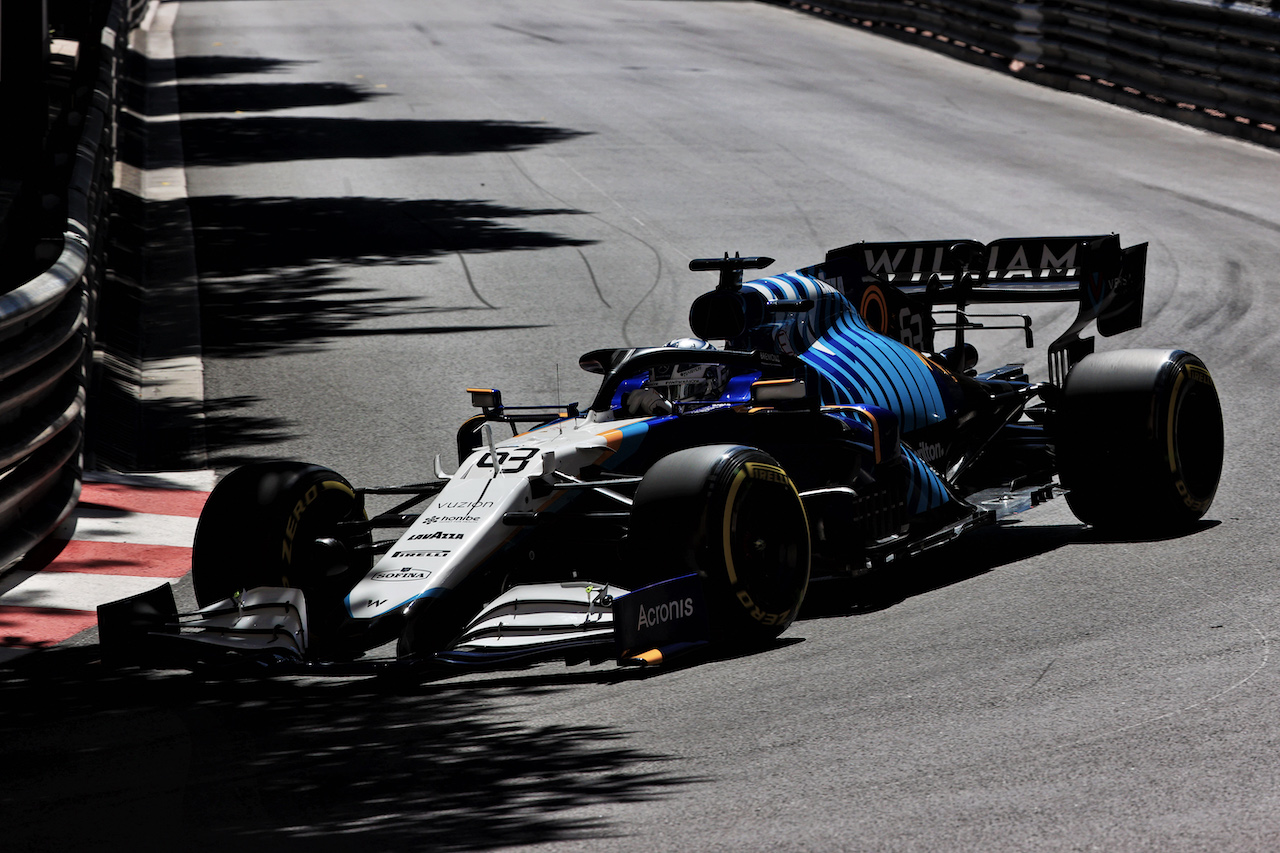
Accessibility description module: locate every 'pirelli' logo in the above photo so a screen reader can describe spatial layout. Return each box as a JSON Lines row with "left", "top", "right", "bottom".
{"left": 391, "top": 550, "right": 450, "bottom": 559}
{"left": 744, "top": 462, "right": 789, "bottom": 487}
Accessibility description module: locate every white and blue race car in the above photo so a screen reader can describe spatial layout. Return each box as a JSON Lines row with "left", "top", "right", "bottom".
{"left": 99, "top": 235, "right": 1224, "bottom": 674}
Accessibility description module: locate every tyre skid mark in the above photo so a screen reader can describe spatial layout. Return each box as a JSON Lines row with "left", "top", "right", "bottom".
{"left": 505, "top": 151, "right": 668, "bottom": 345}
{"left": 1056, "top": 570, "right": 1270, "bottom": 750}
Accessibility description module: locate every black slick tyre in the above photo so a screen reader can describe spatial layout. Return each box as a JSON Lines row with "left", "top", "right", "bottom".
{"left": 192, "top": 461, "right": 370, "bottom": 652}
{"left": 628, "top": 444, "right": 811, "bottom": 646}
{"left": 1056, "top": 349, "right": 1223, "bottom": 532}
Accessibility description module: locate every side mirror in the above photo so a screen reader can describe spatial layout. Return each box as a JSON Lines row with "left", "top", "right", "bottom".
{"left": 467, "top": 387, "right": 503, "bottom": 410}
{"left": 750, "top": 378, "right": 807, "bottom": 406}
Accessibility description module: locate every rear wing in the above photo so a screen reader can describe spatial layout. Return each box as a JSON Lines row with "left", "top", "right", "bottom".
{"left": 810, "top": 235, "right": 1147, "bottom": 384}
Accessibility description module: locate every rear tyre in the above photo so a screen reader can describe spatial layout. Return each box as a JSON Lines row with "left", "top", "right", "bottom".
{"left": 628, "top": 445, "right": 811, "bottom": 646}
{"left": 1056, "top": 349, "right": 1223, "bottom": 532}
{"left": 192, "top": 461, "right": 370, "bottom": 653}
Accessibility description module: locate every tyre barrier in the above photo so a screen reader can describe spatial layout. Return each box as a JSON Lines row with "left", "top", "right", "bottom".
{"left": 760, "top": 0, "right": 1280, "bottom": 148}
{"left": 0, "top": 0, "right": 141, "bottom": 571}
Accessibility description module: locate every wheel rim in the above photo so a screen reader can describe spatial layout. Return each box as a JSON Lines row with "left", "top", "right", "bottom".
{"left": 721, "top": 466, "right": 809, "bottom": 620}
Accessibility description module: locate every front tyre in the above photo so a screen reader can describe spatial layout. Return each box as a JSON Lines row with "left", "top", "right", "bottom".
{"left": 1056, "top": 349, "right": 1223, "bottom": 532}
{"left": 192, "top": 461, "right": 370, "bottom": 652}
{"left": 628, "top": 445, "right": 811, "bottom": 647}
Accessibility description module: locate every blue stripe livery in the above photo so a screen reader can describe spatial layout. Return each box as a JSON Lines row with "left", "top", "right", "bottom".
{"left": 602, "top": 417, "right": 669, "bottom": 470}
{"left": 903, "top": 450, "right": 948, "bottom": 513}
{"left": 802, "top": 313, "right": 948, "bottom": 433}
{"left": 738, "top": 272, "right": 950, "bottom": 433}
{"left": 734, "top": 270, "right": 954, "bottom": 512}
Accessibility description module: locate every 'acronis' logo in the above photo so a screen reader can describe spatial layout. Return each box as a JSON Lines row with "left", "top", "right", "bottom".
{"left": 637, "top": 597, "right": 696, "bottom": 630}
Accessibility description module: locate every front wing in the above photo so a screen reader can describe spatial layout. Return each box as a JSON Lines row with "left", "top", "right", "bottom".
{"left": 96, "top": 574, "right": 713, "bottom": 674}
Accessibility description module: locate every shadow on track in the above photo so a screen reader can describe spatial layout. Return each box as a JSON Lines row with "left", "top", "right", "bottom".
{"left": 175, "top": 55, "right": 302, "bottom": 80}
{"left": 188, "top": 195, "right": 589, "bottom": 358}
{"left": 0, "top": 648, "right": 702, "bottom": 852}
{"left": 179, "top": 116, "right": 589, "bottom": 168}
{"left": 190, "top": 195, "right": 592, "bottom": 280}
{"left": 175, "top": 81, "right": 380, "bottom": 115}
{"left": 799, "top": 518, "right": 1221, "bottom": 620}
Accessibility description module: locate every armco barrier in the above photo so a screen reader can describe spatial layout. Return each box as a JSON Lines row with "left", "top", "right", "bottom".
{"left": 762, "top": 0, "right": 1280, "bottom": 148}
{"left": 0, "top": 0, "right": 133, "bottom": 571}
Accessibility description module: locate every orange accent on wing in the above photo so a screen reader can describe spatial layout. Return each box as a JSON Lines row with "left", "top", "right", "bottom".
{"left": 822, "top": 405, "right": 882, "bottom": 463}
{"left": 589, "top": 428, "right": 626, "bottom": 466}
{"left": 629, "top": 649, "right": 664, "bottom": 666}
{"left": 915, "top": 349, "right": 955, "bottom": 381}
{"left": 862, "top": 408, "right": 882, "bottom": 463}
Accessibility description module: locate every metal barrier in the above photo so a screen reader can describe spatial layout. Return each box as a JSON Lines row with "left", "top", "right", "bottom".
{"left": 762, "top": 0, "right": 1280, "bottom": 148}
{"left": 0, "top": 0, "right": 131, "bottom": 571}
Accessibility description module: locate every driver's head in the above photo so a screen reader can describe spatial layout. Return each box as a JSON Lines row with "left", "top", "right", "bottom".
{"left": 647, "top": 338, "right": 727, "bottom": 403}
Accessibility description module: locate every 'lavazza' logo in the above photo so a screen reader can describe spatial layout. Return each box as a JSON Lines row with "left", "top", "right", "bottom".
{"left": 637, "top": 596, "right": 696, "bottom": 630}
{"left": 409, "top": 531, "right": 464, "bottom": 541}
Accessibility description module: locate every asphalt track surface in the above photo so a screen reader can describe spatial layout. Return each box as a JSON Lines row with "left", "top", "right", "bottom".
{"left": 6, "top": 1, "right": 1280, "bottom": 850}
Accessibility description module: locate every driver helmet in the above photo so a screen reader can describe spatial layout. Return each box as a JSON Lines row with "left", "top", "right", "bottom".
{"left": 648, "top": 338, "right": 727, "bottom": 403}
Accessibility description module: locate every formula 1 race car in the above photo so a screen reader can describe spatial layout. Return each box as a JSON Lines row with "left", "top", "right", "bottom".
{"left": 99, "top": 234, "right": 1224, "bottom": 673}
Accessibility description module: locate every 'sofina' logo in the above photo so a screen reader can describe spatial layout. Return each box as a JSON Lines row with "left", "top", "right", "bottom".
{"left": 371, "top": 569, "right": 433, "bottom": 582}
